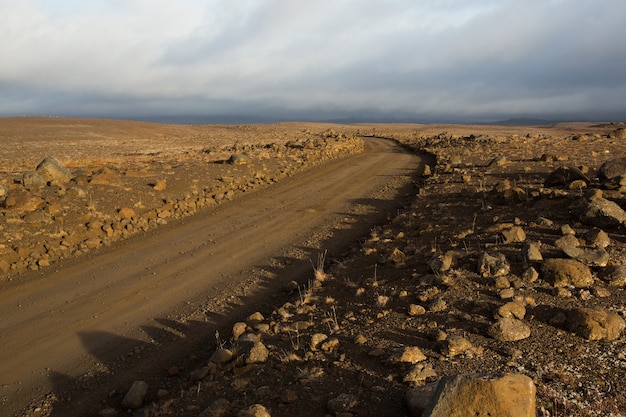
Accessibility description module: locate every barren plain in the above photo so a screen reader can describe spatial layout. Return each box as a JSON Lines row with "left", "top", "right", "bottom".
{"left": 1, "top": 118, "right": 625, "bottom": 417}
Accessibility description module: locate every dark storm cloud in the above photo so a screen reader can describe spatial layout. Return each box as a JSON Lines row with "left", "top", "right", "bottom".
{"left": 1, "top": 0, "right": 625, "bottom": 121}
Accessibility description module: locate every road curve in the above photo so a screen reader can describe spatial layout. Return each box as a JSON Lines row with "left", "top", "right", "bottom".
{"left": 0, "top": 137, "right": 424, "bottom": 416}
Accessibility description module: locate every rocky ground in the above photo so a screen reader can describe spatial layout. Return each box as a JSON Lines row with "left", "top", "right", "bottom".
{"left": 4, "top": 119, "right": 626, "bottom": 417}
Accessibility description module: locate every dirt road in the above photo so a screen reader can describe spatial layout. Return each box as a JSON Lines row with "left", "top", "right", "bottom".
{"left": 0, "top": 137, "right": 424, "bottom": 416}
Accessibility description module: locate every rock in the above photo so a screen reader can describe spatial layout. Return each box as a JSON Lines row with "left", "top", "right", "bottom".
{"left": 501, "top": 226, "right": 526, "bottom": 243}
{"left": 488, "top": 318, "right": 531, "bottom": 341}
{"left": 245, "top": 342, "right": 269, "bottom": 364}
{"left": 121, "top": 380, "right": 149, "bottom": 409}
{"left": 409, "top": 304, "right": 426, "bottom": 316}
{"left": 561, "top": 224, "right": 576, "bottom": 235}
{"left": 228, "top": 153, "right": 253, "bottom": 165}
{"left": 568, "top": 307, "right": 626, "bottom": 341}
{"left": 608, "top": 127, "right": 626, "bottom": 139}
{"left": 247, "top": 312, "right": 265, "bottom": 326}
{"left": 97, "top": 408, "right": 118, "bottom": 417}
{"left": 320, "top": 338, "right": 340, "bottom": 352}
{"left": 22, "top": 171, "right": 46, "bottom": 189}
{"left": 560, "top": 246, "right": 610, "bottom": 267}
{"left": 237, "top": 404, "right": 271, "bottom": 417}
{"left": 428, "top": 296, "right": 447, "bottom": 312}
{"left": 584, "top": 228, "right": 610, "bottom": 249}
{"left": 389, "top": 346, "right": 427, "bottom": 364}
{"left": 327, "top": 393, "right": 358, "bottom": 414}
{"left": 190, "top": 366, "right": 211, "bottom": 382}
{"left": 494, "top": 276, "right": 510, "bottom": 290}
{"left": 544, "top": 166, "right": 589, "bottom": 188}
{"left": 488, "top": 155, "right": 508, "bottom": 167}
{"left": 478, "top": 252, "right": 510, "bottom": 277}
{"left": 554, "top": 234, "right": 580, "bottom": 249}
{"left": 210, "top": 348, "right": 234, "bottom": 365}
{"left": 153, "top": 179, "right": 167, "bottom": 191}
{"left": 406, "top": 373, "right": 536, "bottom": 417}
{"left": 310, "top": 333, "right": 328, "bottom": 351}
{"left": 422, "top": 165, "right": 432, "bottom": 176}
{"left": 499, "top": 288, "right": 515, "bottom": 299}
{"left": 441, "top": 335, "right": 474, "bottom": 358}
{"left": 199, "top": 398, "right": 231, "bottom": 417}
{"left": 118, "top": 207, "right": 136, "bottom": 219}
{"left": 598, "top": 265, "right": 626, "bottom": 287}
{"left": 496, "top": 301, "right": 526, "bottom": 320}
{"left": 388, "top": 248, "right": 406, "bottom": 265}
{"left": 404, "top": 362, "right": 438, "bottom": 385}
{"left": 575, "top": 197, "right": 626, "bottom": 230}
{"left": 598, "top": 157, "right": 626, "bottom": 181}
{"left": 89, "top": 167, "right": 122, "bottom": 186}
{"left": 2, "top": 189, "right": 46, "bottom": 212}
{"left": 521, "top": 242, "right": 543, "bottom": 264}
{"left": 232, "top": 322, "right": 247, "bottom": 340}
{"left": 542, "top": 258, "right": 594, "bottom": 288}
{"left": 36, "top": 156, "right": 72, "bottom": 183}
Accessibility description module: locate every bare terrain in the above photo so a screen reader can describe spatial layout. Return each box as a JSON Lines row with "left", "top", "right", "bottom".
{"left": 1, "top": 118, "right": 625, "bottom": 417}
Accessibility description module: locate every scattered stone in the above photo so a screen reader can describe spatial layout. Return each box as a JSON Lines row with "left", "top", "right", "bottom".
{"left": 199, "top": 398, "right": 231, "bottom": 417}
{"left": 554, "top": 234, "right": 580, "bottom": 250}
{"left": 598, "top": 157, "right": 626, "bottom": 181}
{"left": 237, "top": 404, "right": 271, "bottom": 417}
{"left": 592, "top": 286, "right": 611, "bottom": 298}
{"left": 488, "top": 318, "right": 531, "bottom": 341}
{"left": 499, "top": 288, "right": 515, "bottom": 299}
{"left": 320, "top": 338, "right": 339, "bottom": 352}
{"left": 422, "top": 165, "right": 432, "bottom": 176}
{"left": 2, "top": 189, "right": 46, "bottom": 212}
{"left": 553, "top": 287, "right": 573, "bottom": 298}
{"left": 228, "top": 153, "right": 253, "bottom": 165}
{"left": 389, "top": 346, "right": 427, "bottom": 365}
{"left": 521, "top": 242, "right": 543, "bottom": 265}
{"left": 406, "top": 373, "right": 536, "bottom": 417}
{"left": 478, "top": 252, "right": 510, "bottom": 277}
{"left": 608, "top": 128, "right": 626, "bottom": 139}
{"left": 327, "top": 393, "right": 358, "bottom": 414}
{"left": 409, "top": 304, "right": 426, "bottom": 316}
{"left": 210, "top": 348, "right": 234, "bottom": 365}
{"left": 496, "top": 301, "right": 526, "bottom": 320}
{"left": 190, "top": 366, "right": 211, "bottom": 382}
{"left": 441, "top": 335, "right": 474, "bottom": 358}
{"left": 560, "top": 224, "right": 576, "bottom": 235}
{"left": 354, "top": 334, "right": 367, "bottom": 345}
{"left": 388, "top": 248, "right": 406, "bottom": 265}
{"left": 598, "top": 265, "right": 626, "bottom": 287}
{"left": 584, "top": 228, "right": 610, "bottom": 249}
{"left": 404, "top": 362, "right": 438, "bottom": 385}
{"left": 245, "top": 342, "right": 269, "bottom": 364}
{"left": 544, "top": 166, "right": 589, "bottom": 188}
{"left": 22, "top": 171, "right": 46, "bottom": 189}
{"left": 118, "top": 207, "right": 136, "bottom": 219}
{"left": 494, "top": 276, "right": 510, "bottom": 290}
{"left": 280, "top": 389, "right": 299, "bottom": 404}
{"left": 232, "top": 322, "right": 247, "bottom": 340}
{"left": 541, "top": 258, "right": 594, "bottom": 288}
{"left": 428, "top": 296, "right": 447, "bottom": 312}
{"left": 247, "top": 312, "right": 265, "bottom": 326}
{"left": 560, "top": 245, "right": 610, "bottom": 267}
{"left": 90, "top": 167, "right": 122, "bottom": 186}
{"left": 36, "top": 156, "right": 72, "bottom": 183}
{"left": 575, "top": 197, "right": 626, "bottom": 230}
{"left": 97, "top": 408, "right": 118, "bottom": 417}
{"left": 121, "top": 380, "right": 149, "bottom": 409}
{"left": 310, "top": 333, "right": 328, "bottom": 351}
{"left": 488, "top": 155, "right": 508, "bottom": 167}
{"left": 153, "top": 179, "right": 167, "bottom": 191}
{"left": 501, "top": 226, "right": 526, "bottom": 243}
{"left": 568, "top": 307, "right": 626, "bottom": 341}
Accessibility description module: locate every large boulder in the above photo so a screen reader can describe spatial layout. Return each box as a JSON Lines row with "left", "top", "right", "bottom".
{"left": 406, "top": 373, "right": 536, "bottom": 417}
{"left": 2, "top": 189, "right": 46, "bottom": 212}
{"left": 36, "top": 156, "right": 72, "bottom": 183}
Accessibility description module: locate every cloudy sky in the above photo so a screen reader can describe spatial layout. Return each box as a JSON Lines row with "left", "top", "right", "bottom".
{"left": 1, "top": 0, "right": 625, "bottom": 123}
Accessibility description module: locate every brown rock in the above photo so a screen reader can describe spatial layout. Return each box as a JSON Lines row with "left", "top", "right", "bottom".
{"left": 496, "top": 301, "right": 526, "bottom": 320}
{"left": 118, "top": 207, "right": 136, "bottom": 219}
{"left": 542, "top": 258, "right": 594, "bottom": 288}
{"left": 488, "top": 318, "right": 531, "bottom": 342}
{"left": 2, "top": 189, "right": 46, "bottom": 212}
{"left": 406, "top": 373, "right": 536, "bottom": 417}
{"left": 568, "top": 307, "right": 626, "bottom": 341}
{"left": 502, "top": 226, "right": 526, "bottom": 243}
{"left": 599, "top": 265, "right": 626, "bottom": 287}
{"left": 89, "top": 167, "right": 122, "bottom": 186}
{"left": 121, "top": 380, "right": 149, "bottom": 409}
{"left": 237, "top": 404, "right": 271, "bottom": 417}
{"left": 441, "top": 335, "right": 474, "bottom": 358}
{"left": 390, "top": 346, "right": 427, "bottom": 365}
{"left": 36, "top": 156, "right": 72, "bottom": 183}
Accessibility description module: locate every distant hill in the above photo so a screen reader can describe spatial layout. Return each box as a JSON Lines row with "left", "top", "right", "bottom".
{"left": 485, "top": 118, "right": 557, "bottom": 126}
